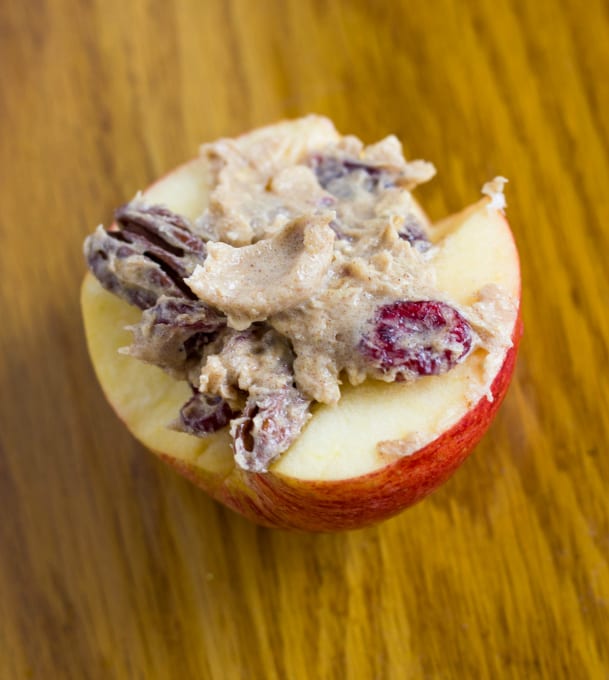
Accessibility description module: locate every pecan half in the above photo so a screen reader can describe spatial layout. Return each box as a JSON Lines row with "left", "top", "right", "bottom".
{"left": 84, "top": 202, "right": 206, "bottom": 309}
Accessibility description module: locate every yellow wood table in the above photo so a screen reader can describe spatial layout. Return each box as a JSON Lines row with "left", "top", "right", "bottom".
{"left": 1, "top": 1, "right": 608, "bottom": 677}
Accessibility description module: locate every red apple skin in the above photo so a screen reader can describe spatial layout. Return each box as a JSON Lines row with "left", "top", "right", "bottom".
{"left": 156, "top": 313, "right": 522, "bottom": 532}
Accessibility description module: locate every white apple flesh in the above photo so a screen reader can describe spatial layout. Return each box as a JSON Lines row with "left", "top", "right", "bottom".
{"left": 81, "top": 156, "right": 521, "bottom": 531}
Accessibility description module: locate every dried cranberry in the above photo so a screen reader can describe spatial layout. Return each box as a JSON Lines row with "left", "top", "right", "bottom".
{"left": 359, "top": 300, "right": 473, "bottom": 378}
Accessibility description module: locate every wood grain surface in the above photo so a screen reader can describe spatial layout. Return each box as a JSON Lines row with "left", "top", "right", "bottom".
{"left": 1, "top": 0, "right": 608, "bottom": 678}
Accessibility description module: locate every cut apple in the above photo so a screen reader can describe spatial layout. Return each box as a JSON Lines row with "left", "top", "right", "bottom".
{"left": 81, "top": 137, "right": 521, "bottom": 532}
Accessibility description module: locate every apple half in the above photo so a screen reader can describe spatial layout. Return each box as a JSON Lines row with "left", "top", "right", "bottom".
{"left": 81, "top": 157, "right": 521, "bottom": 531}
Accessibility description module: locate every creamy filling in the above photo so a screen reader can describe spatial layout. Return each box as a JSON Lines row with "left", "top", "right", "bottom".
{"left": 84, "top": 115, "right": 514, "bottom": 473}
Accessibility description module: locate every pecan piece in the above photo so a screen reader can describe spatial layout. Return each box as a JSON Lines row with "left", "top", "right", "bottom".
{"left": 176, "top": 391, "right": 236, "bottom": 436}
{"left": 115, "top": 202, "right": 205, "bottom": 279}
{"left": 84, "top": 202, "right": 206, "bottom": 309}
{"left": 124, "top": 296, "right": 226, "bottom": 379}
{"left": 231, "top": 386, "right": 311, "bottom": 473}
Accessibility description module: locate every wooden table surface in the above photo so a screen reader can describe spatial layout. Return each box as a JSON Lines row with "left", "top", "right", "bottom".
{"left": 2, "top": 1, "right": 608, "bottom": 678}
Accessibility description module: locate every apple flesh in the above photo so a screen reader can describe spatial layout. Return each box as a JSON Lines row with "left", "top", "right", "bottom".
{"left": 81, "top": 157, "right": 521, "bottom": 531}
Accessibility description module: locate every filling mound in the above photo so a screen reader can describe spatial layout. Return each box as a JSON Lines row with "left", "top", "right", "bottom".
{"left": 84, "top": 116, "right": 510, "bottom": 472}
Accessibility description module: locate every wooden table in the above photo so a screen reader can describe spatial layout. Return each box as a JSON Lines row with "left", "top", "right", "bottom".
{"left": 2, "top": 1, "right": 608, "bottom": 677}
